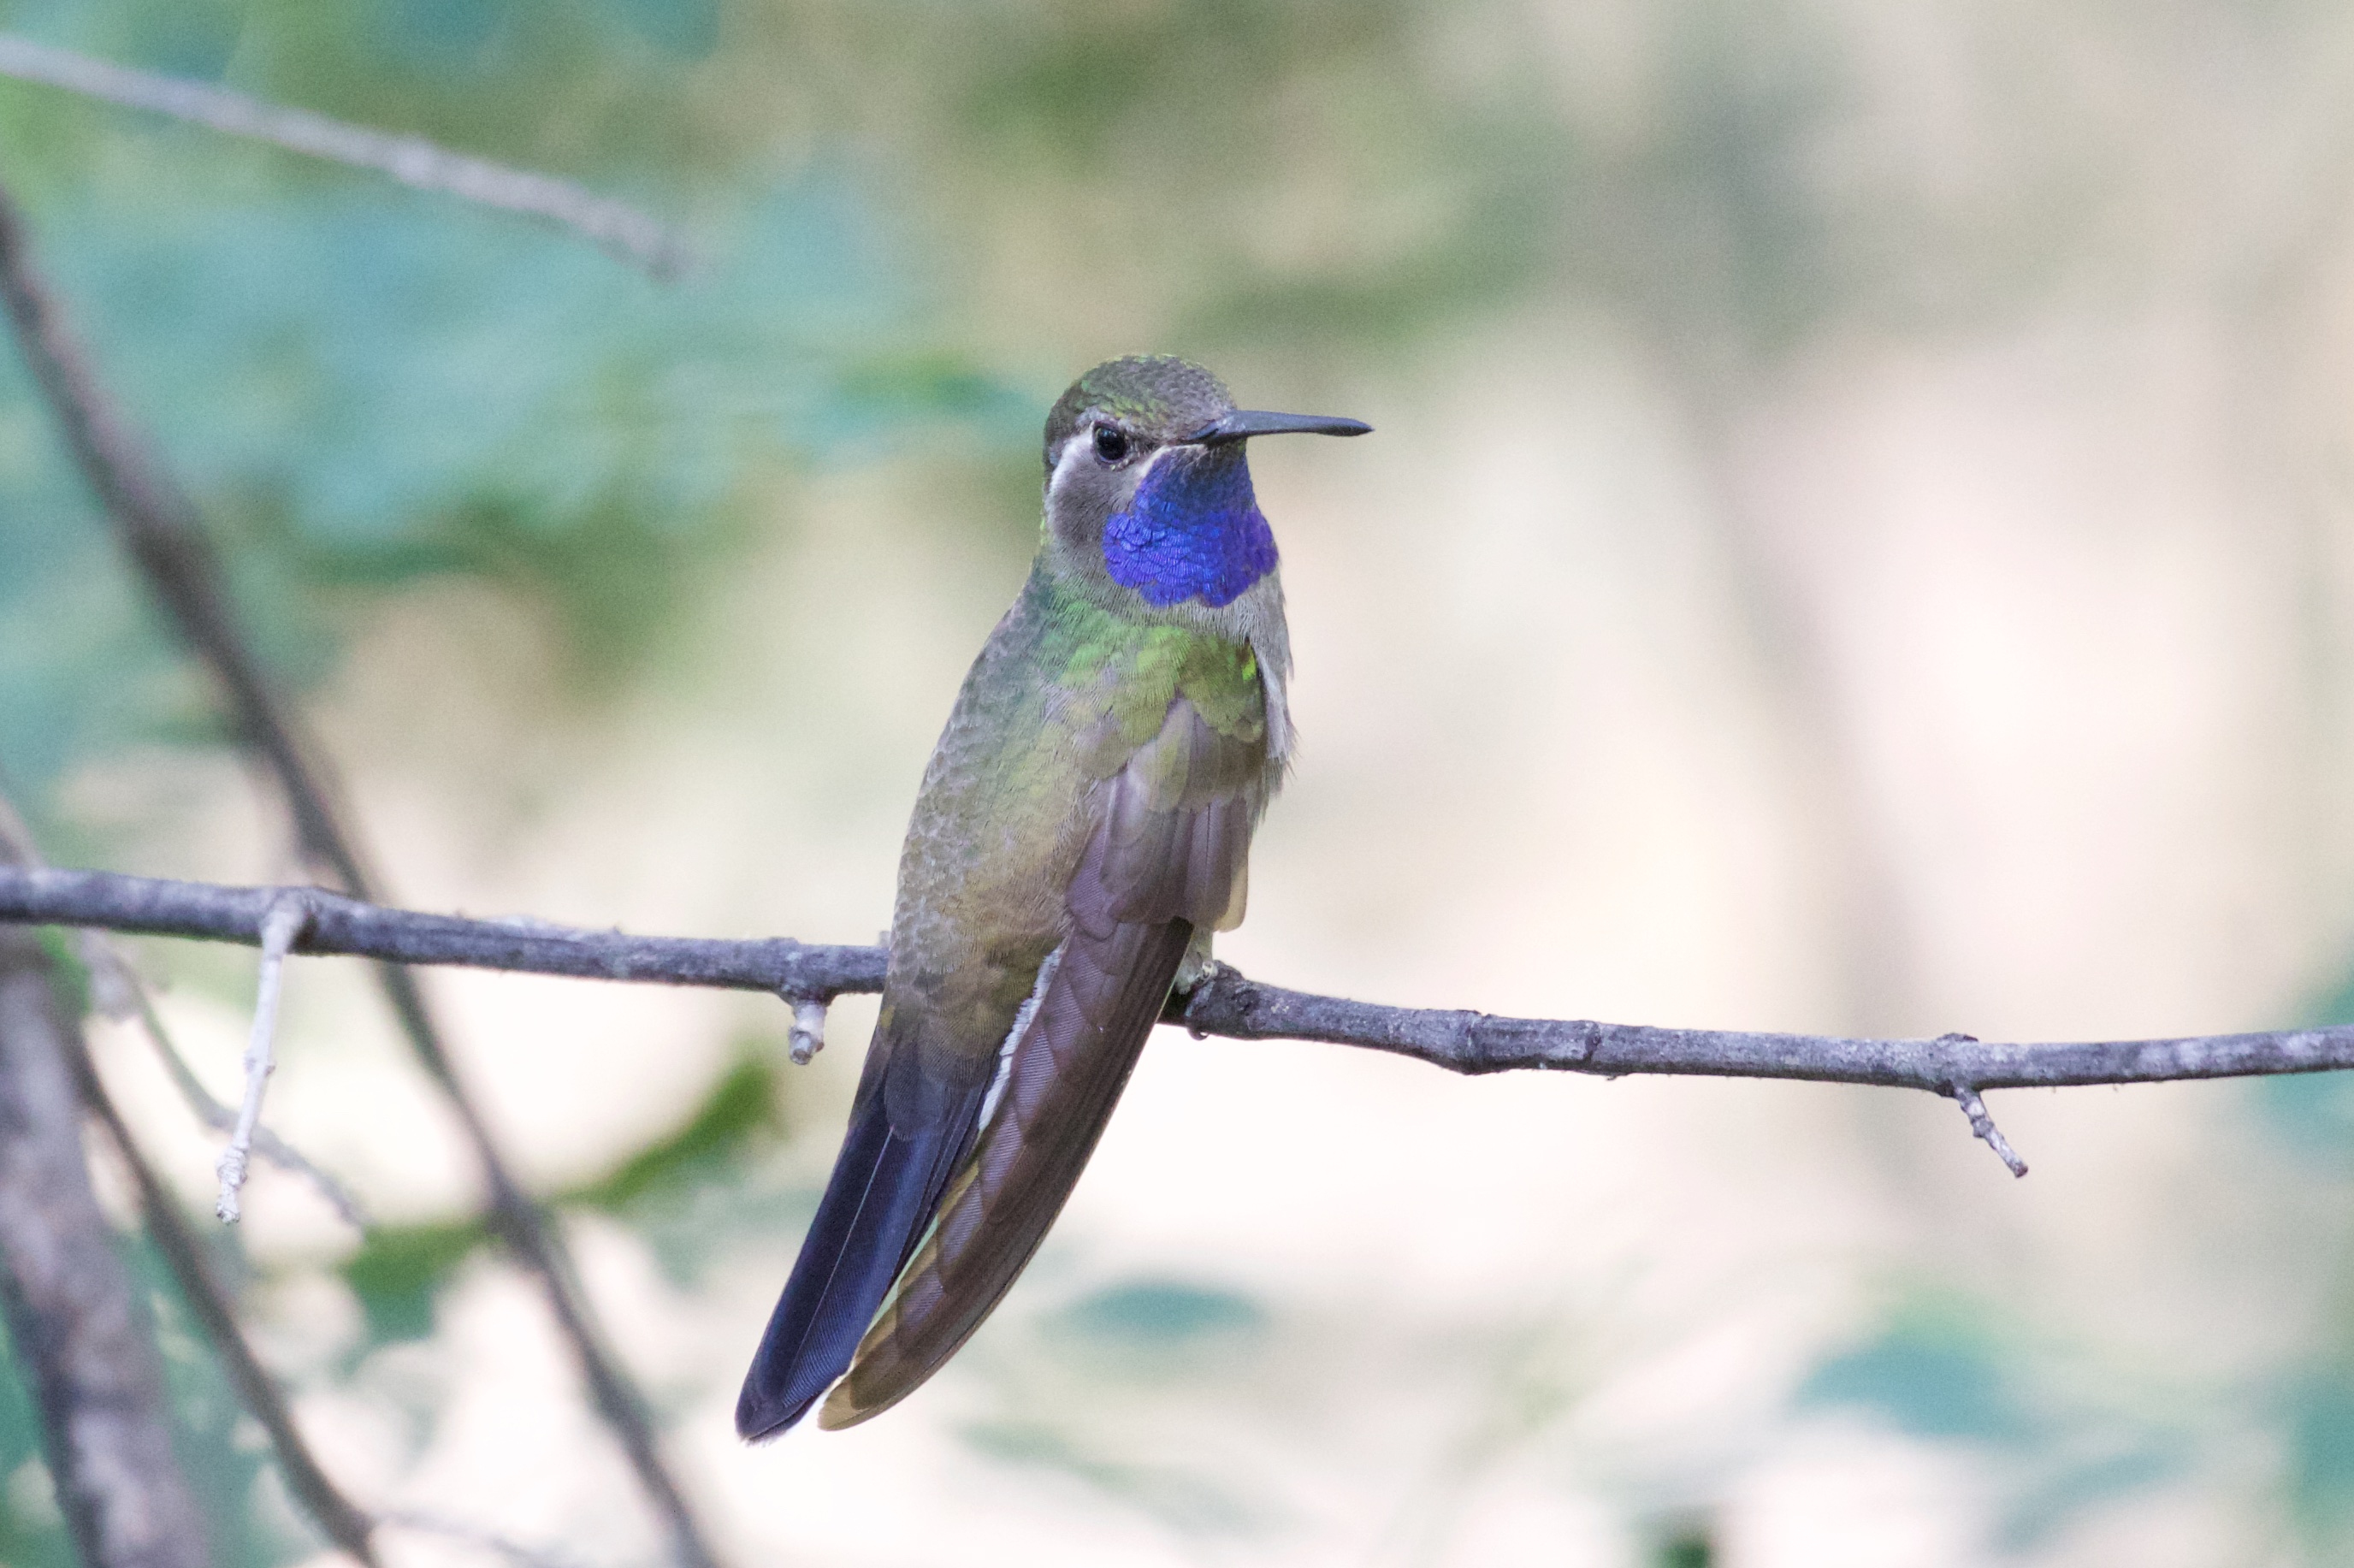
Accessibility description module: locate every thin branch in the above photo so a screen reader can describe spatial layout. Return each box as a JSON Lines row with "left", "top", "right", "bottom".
{"left": 77, "top": 1022, "right": 597, "bottom": 1568}
{"left": 0, "top": 923, "right": 210, "bottom": 1568}
{"left": 1, "top": 789, "right": 378, "bottom": 1559}
{"left": 88, "top": 939, "right": 370, "bottom": 1228}
{"left": 0, "top": 176, "right": 365, "bottom": 891}
{"left": 0, "top": 34, "right": 690, "bottom": 280}
{"left": 0, "top": 866, "right": 880, "bottom": 996}
{"left": 216, "top": 895, "right": 308, "bottom": 1222}
{"left": 0, "top": 175, "right": 720, "bottom": 1568}
{"left": 69, "top": 1021, "right": 381, "bottom": 1567}
{"left": 1949, "top": 1081, "right": 2029, "bottom": 1178}
{"left": 7, "top": 862, "right": 2354, "bottom": 1104}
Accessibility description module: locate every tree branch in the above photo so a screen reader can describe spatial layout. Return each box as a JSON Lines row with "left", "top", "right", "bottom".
{"left": 0, "top": 866, "right": 882, "bottom": 996}
{"left": 70, "top": 1024, "right": 381, "bottom": 1567}
{"left": 0, "top": 34, "right": 690, "bottom": 279}
{"left": 0, "top": 924, "right": 210, "bottom": 1568}
{"left": 4, "top": 864, "right": 2349, "bottom": 1109}
{"left": 0, "top": 175, "right": 721, "bottom": 1568}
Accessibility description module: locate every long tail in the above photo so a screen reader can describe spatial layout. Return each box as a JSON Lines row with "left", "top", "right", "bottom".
{"left": 816, "top": 892, "right": 1196, "bottom": 1423}
{"left": 733, "top": 1049, "right": 982, "bottom": 1441}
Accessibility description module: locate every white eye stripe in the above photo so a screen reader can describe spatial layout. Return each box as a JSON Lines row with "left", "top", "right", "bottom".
{"left": 1046, "top": 429, "right": 1096, "bottom": 501}
{"left": 1047, "top": 423, "right": 1178, "bottom": 504}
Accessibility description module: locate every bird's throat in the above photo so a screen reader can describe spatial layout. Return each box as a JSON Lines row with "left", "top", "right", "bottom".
{"left": 1101, "top": 447, "right": 1277, "bottom": 608}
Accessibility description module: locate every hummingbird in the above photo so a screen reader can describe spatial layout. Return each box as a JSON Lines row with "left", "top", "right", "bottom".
{"left": 735, "top": 355, "right": 1369, "bottom": 1438}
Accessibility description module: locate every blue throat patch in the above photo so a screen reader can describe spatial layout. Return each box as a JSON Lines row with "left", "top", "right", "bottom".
{"left": 1102, "top": 447, "right": 1278, "bottom": 608}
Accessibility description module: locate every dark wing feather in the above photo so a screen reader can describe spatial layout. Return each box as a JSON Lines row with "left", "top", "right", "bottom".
{"left": 817, "top": 697, "right": 1264, "bottom": 1428}
{"left": 733, "top": 1033, "right": 988, "bottom": 1441}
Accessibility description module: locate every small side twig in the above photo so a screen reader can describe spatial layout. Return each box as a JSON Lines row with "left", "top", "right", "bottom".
{"left": 1, "top": 790, "right": 364, "bottom": 1226}
{"left": 3, "top": 790, "right": 362, "bottom": 1223}
{"left": 0, "top": 33, "right": 691, "bottom": 280}
{"left": 89, "top": 939, "right": 368, "bottom": 1228}
{"left": 1949, "top": 1082, "right": 2029, "bottom": 1178}
{"left": 216, "top": 895, "right": 309, "bottom": 1223}
{"left": 787, "top": 996, "right": 828, "bottom": 1065}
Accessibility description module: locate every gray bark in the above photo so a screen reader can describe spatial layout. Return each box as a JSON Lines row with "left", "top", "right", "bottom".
{"left": 0, "top": 928, "right": 209, "bottom": 1568}
{"left": 3, "top": 862, "right": 2351, "bottom": 1098}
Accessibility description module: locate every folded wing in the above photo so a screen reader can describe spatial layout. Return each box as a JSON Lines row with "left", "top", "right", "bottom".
{"left": 818, "top": 696, "right": 1268, "bottom": 1428}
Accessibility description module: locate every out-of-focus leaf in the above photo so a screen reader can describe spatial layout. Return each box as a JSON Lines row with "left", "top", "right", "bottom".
{"left": 340, "top": 1046, "right": 786, "bottom": 1341}
{"left": 0, "top": 1324, "right": 74, "bottom": 1568}
{"left": 1800, "top": 1304, "right": 2037, "bottom": 1445}
{"left": 568, "top": 1051, "right": 779, "bottom": 1213}
{"left": 956, "top": 1417, "right": 1269, "bottom": 1537}
{"left": 338, "top": 1217, "right": 487, "bottom": 1346}
{"left": 127, "top": 1240, "right": 311, "bottom": 1568}
{"left": 2283, "top": 1366, "right": 2354, "bottom": 1541}
{"left": 1056, "top": 1280, "right": 1266, "bottom": 1351}
{"left": 1653, "top": 1529, "right": 1713, "bottom": 1568}
{"left": 1802, "top": 1294, "right": 2187, "bottom": 1551}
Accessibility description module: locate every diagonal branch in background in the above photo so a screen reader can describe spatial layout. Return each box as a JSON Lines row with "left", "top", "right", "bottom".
{"left": 0, "top": 918, "right": 210, "bottom": 1568}
{"left": 0, "top": 33, "right": 690, "bottom": 280}
{"left": 0, "top": 178, "right": 721, "bottom": 1568}
{"left": 74, "top": 912, "right": 586, "bottom": 1568}
{"left": 17, "top": 866, "right": 2354, "bottom": 1175}
{"left": 71, "top": 1025, "right": 381, "bottom": 1568}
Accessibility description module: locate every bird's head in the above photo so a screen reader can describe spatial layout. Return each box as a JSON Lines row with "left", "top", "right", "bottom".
{"left": 1041, "top": 355, "right": 1368, "bottom": 611}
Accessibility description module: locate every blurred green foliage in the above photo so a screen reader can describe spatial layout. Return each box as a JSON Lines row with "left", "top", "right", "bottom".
{"left": 1803, "top": 1291, "right": 2191, "bottom": 1553}
{"left": 0, "top": 1234, "right": 311, "bottom": 1568}
{"left": 1653, "top": 1529, "right": 1713, "bottom": 1568}
{"left": 0, "top": 0, "right": 1596, "bottom": 803}
{"left": 2248, "top": 973, "right": 2354, "bottom": 1555}
{"left": 11, "top": 0, "right": 2335, "bottom": 1559}
{"left": 341, "top": 1046, "right": 785, "bottom": 1343}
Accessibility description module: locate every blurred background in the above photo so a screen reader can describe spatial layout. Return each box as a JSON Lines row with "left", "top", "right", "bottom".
{"left": 5, "top": 0, "right": 2354, "bottom": 1563}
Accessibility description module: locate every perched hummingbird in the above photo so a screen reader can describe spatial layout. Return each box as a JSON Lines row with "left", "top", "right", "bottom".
{"left": 735, "top": 356, "right": 1368, "bottom": 1438}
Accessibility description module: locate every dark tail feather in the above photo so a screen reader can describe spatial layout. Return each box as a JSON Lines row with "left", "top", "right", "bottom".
{"left": 734, "top": 1066, "right": 979, "bottom": 1440}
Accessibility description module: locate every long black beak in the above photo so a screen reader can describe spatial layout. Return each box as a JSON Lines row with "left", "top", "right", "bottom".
{"left": 1185, "top": 409, "right": 1372, "bottom": 445}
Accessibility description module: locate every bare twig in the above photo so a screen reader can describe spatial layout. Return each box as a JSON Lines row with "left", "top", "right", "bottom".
{"left": 0, "top": 175, "right": 720, "bottom": 1568}
{"left": 8, "top": 790, "right": 364, "bottom": 1221}
{"left": 0, "top": 920, "right": 210, "bottom": 1568}
{"left": 6, "top": 865, "right": 2354, "bottom": 1150}
{"left": 216, "top": 895, "right": 308, "bottom": 1222}
{"left": 7, "top": 793, "right": 364, "bottom": 1223}
{"left": 1949, "top": 1083, "right": 2029, "bottom": 1178}
{"left": 69, "top": 1020, "right": 381, "bottom": 1565}
{"left": 35, "top": 843, "right": 367, "bottom": 1226}
{"left": 787, "top": 996, "right": 829, "bottom": 1064}
{"left": 0, "top": 33, "right": 690, "bottom": 279}
{"left": 98, "top": 949, "right": 370, "bottom": 1228}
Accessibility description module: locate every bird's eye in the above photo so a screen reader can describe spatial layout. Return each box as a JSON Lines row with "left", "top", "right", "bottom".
{"left": 1093, "top": 424, "right": 1132, "bottom": 464}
